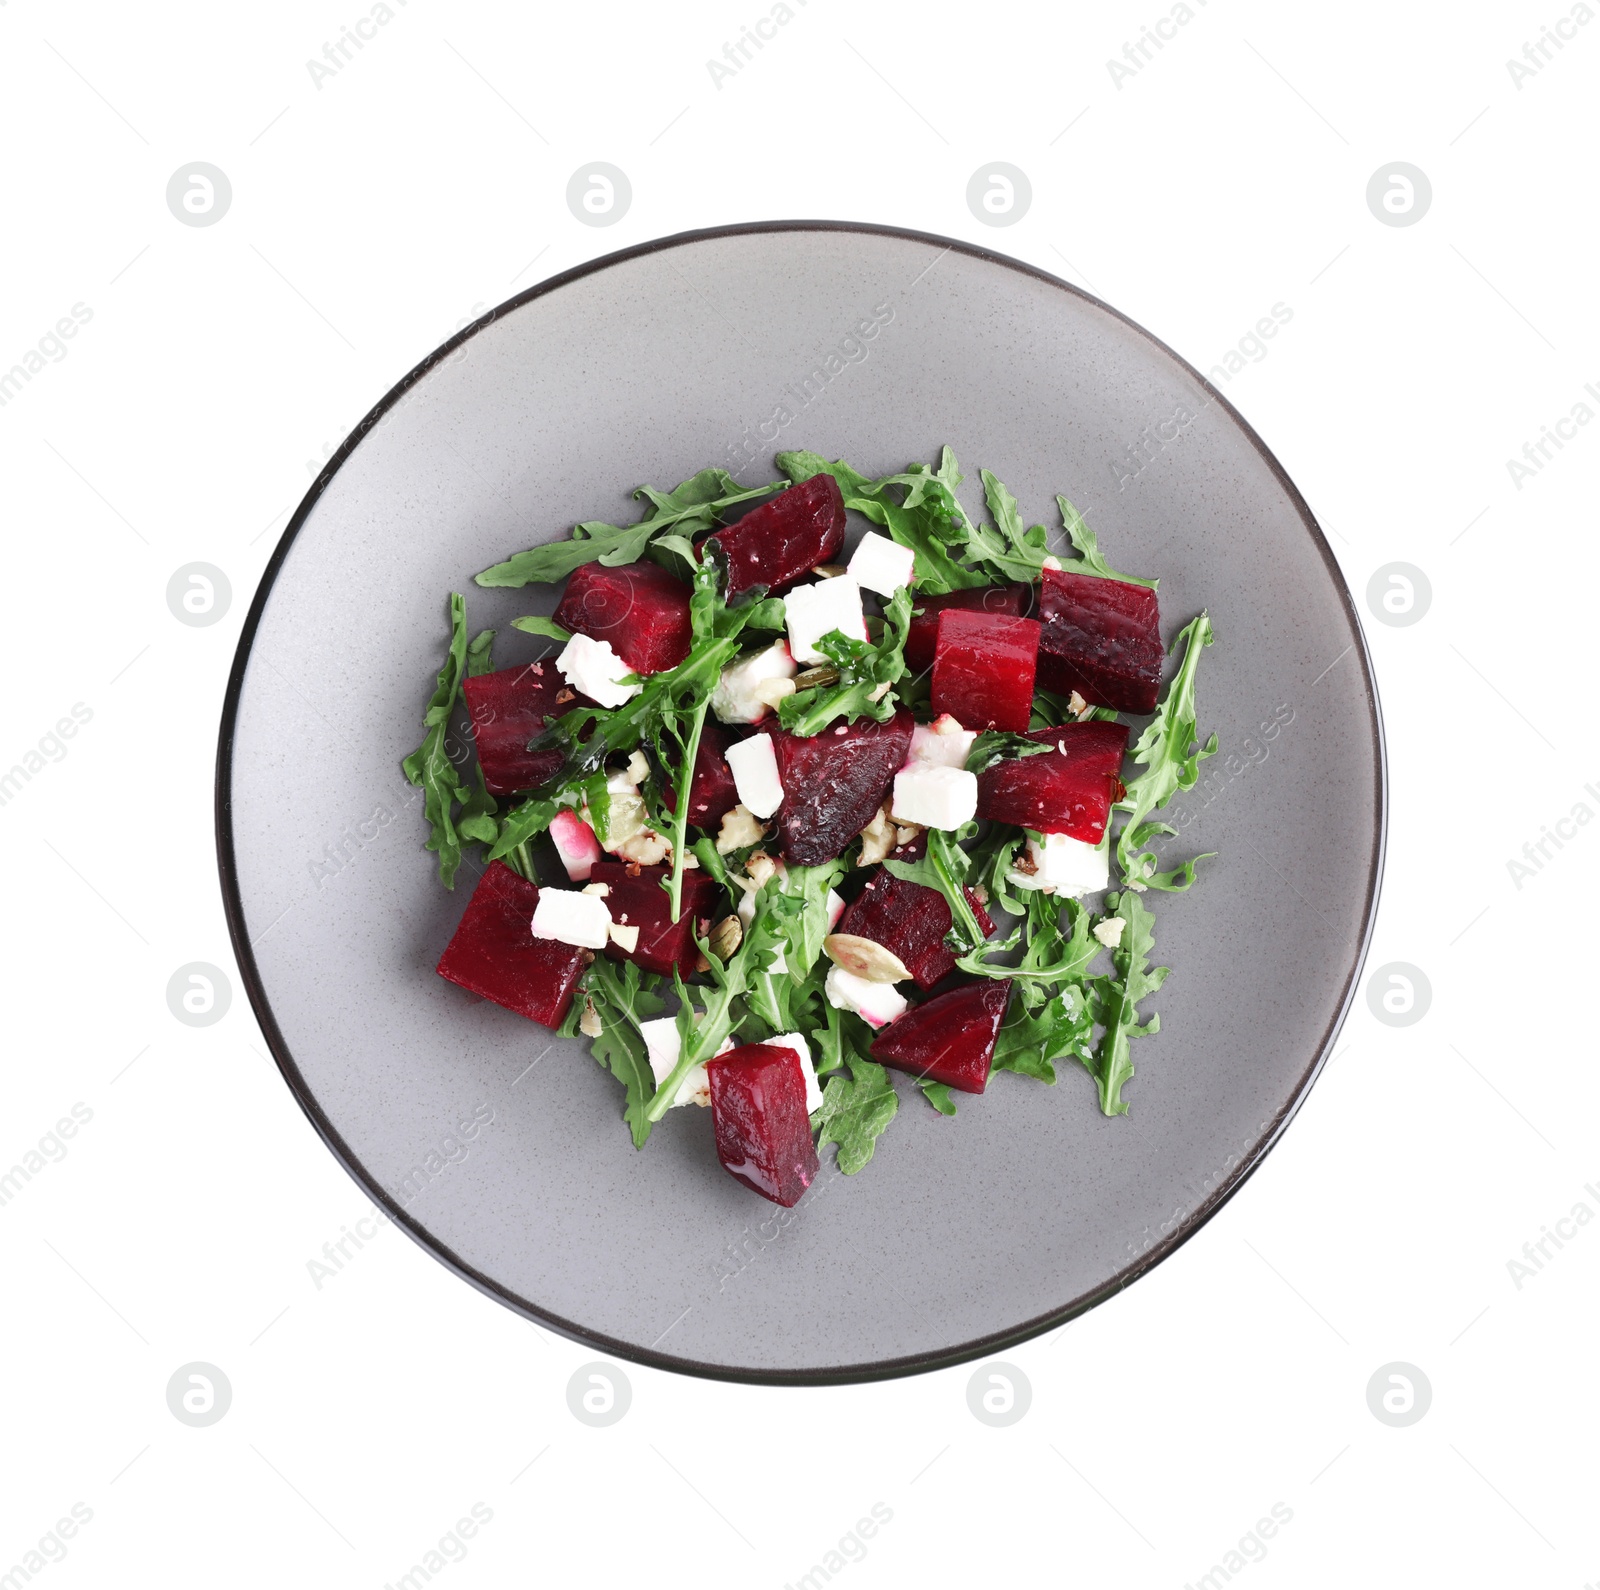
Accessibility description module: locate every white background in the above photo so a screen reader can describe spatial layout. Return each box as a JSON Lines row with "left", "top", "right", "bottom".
{"left": 2, "top": 0, "right": 1596, "bottom": 1585}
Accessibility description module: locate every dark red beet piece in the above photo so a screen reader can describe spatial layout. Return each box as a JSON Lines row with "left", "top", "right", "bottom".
{"left": 871, "top": 980, "right": 1011, "bottom": 1094}
{"left": 834, "top": 868, "right": 995, "bottom": 991}
{"left": 770, "top": 710, "right": 914, "bottom": 866}
{"left": 554, "top": 559, "right": 693, "bottom": 676}
{"left": 706, "top": 1042, "right": 820, "bottom": 1207}
{"left": 931, "top": 610, "right": 1041, "bottom": 732}
{"left": 706, "top": 473, "right": 846, "bottom": 603}
{"left": 462, "top": 663, "right": 589, "bottom": 796}
{"left": 435, "top": 861, "right": 587, "bottom": 1030}
{"left": 1037, "top": 568, "right": 1162, "bottom": 713}
{"left": 589, "top": 862, "right": 719, "bottom": 977}
{"left": 663, "top": 719, "right": 742, "bottom": 832}
{"left": 905, "top": 584, "right": 1030, "bottom": 674}
{"left": 977, "top": 721, "right": 1129, "bottom": 842}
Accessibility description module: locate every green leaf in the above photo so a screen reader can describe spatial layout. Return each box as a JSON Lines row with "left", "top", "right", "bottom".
{"left": 917, "top": 1079, "right": 958, "bottom": 1116}
{"left": 1085, "top": 890, "right": 1168, "bottom": 1116}
{"left": 565, "top": 957, "right": 668, "bottom": 1149}
{"left": 964, "top": 730, "right": 1054, "bottom": 776}
{"left": 811, "top": 1007, "right": 899, "bottom": 1174}
{"left": 467, "top": 628, "right": 496, "bottom": 676}
{"left": 775, "top": 451, "right": 873, "bottom": 496}
{"left": 1115, "top": 612, "right": 1218, "bottom": 890}
{"left": 990, "top": 980, "right": 1095, "bottom": 1084}
{"left": 777, "top": 586, "right": 914, "bottom": 736}
{"left": 509, "top": 616, "right": 573, "bottom": 644}
{"left": 401, "top": 592, "right": 473, "bottom": 888}
{"left": 1055, "top": 496, "right": 1158, "bottom": 588}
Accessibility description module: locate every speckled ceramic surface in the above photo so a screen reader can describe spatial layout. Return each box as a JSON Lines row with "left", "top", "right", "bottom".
{"left": 218, "top": 222, "right": 1384, "bottom": 1383}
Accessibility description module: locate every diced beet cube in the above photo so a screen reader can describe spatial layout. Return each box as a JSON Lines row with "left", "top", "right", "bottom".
{"left": 706, "top": 1042, "right": 820, "bottom": 1206}
{"left": 976, "top": 721, "right": 1129, "bottom": 843}
{"left": 706, "top": 473, "right": 846, "bottom": 603}
{"left": 589, "top": 862, "right": 719, "bottom": 977}
{"left": 905, "top": 584, "right": 1030, "bottom": 675}
{"left": 834, "top": 867, "right": 995, "bottom": 991}
{"left": 931, "top": 610, "right": 1041, "bottom": 732}
{"left": 663, "top": 719, "right": 742, "bottom": 832}
{"left": 871, "top": 980, "right": 1011, "bottom": 1094}
{"left": 462, "top": 663, "right": 588, "bottom": 796}
{"left": 554, "top": 559, "right": 693, "bottom": 676}
{"left": 435, "top": 860, "right": 587, "bottom": 1029}
{"left": 1037, "top": 567, "right": 1162, "bottom": 713}
{"left": 770, "top": 710, "right": 914, "bottom": 866}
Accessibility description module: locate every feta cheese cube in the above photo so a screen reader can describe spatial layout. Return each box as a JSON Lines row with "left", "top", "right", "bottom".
{"left": 825, "top": 965, "right": 909, "bottom": 1029}
{"left": 711, "top": 640, "right": 797, "bottom": 725}
{"left": 530, "top": 887, "right": 611, "bottom": 949}
{"left": 825, "top": 888, "right": 846, "bottom": 929}
{"left": 891, "top": 764, "right": 978, "bottom": 830}
{"left": 1024, "top": 832, "right": 1109, "bottom": 897}
{"left": 725, "top": 734, "right": 785, "bottom": 819}
{"left": 784, "top": 574, "right": 868, "bottom": 664}
{"left": 904, "top": 714, "right": 977, "bottom": 770}
{"left": 847, "top": 531, "right": 916, "bottom": 598}
{"left": 556, "top": 631, "right": 639, "bottom": 709}
{"left": 549, "top": 808, "right": 602, "bottom": 881}
{"left": 768, "top": 1031, "right": 825, "bottom": 1114}
{"left": 638, "top": 1016, "right": 734, "bottom": 1109}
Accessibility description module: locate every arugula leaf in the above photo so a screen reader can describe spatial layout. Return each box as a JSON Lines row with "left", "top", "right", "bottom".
{"left": 467, "top": 628, "right": 496, "bottom": 676}
{"left": 401, "top": 593, "right": 475, "bottom": 888}
{"left": 964, "top": 730, "right": 1054, "bottom": 776}
{"left": 1054, "top": 496, "right": 1158, "bottom": 588}
{"left": 850, "top": 452, "right": 989, "bottom": 596}
{"left": 990, "top": 980, "right": 1095, "bottom": 1084}
{"left": 775, "top": 450, "right": 874, "bottom": 497}
{"left": 1085, "top": 890, "right": 1167, "bottom": 1115}
{"left": 509, "top": 616, "right": 572, "bottom": 645}
{"left": 563, "top": 957, "right": 667, "bottom": 1149}
{"left": 1115, "top": 611, "right": 1218, "bottom": 890}
{"left": 777, "top": 587, "right": 914, "bottom": 736}
{"left": 942, "top": 467, "right": 1051, "bottom": 584}
{"left": 811, "top": 1006, "right": 899, "bottom": 1173}
{"left": 917, "top": 1079, "right": 958, "bottom": 1116}
{"left": 475, "top": 469, "right": 779, "bottom": 588}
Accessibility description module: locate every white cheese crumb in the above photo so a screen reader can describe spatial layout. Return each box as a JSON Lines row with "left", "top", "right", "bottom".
{"left": 825, "top": 888, "right": 846, "bottom": 929}
{"left": 784, "top": 574, "right": 868, "bottom": 664}
{"left": 711, "top": 640, "right": 797, "bottom": 724}
{"left": 904, "top": 715, "right": 976, "bottom": 771}
{"left": 725, "top": 734, "right": 784, "bottom": 819}
{"left": 847, "top": 531, "right": 916, "bottom": 598}
{"left": 715, "top": 803, "right": 767, "bottom": 855}
{"left": 891, "top": 764, "right": 978, "bottom": 829}
{"left": 549, "top": 809, "right": 602, "bottom": 881}
{"left": 530, "top": 888, "right": 611, "bottom": 950}
{"left": 556, "top": 632, "right": 639, "bottom": 709}
{"left": 1011, "top": 832, "right": 1109, "bottom": 897}
{"left": 1092, "top": 917, "right": 1126, "bottom": 949}
{"left": 825, "top": 965, "right": 909, "bottom": 1029}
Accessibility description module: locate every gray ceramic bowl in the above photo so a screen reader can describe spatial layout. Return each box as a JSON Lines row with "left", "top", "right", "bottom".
{"left": 218, "top": 222, "right": 1384, "bottom": 1383}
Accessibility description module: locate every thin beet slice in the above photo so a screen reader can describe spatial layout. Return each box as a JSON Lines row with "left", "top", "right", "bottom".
{"left": 905, "top": 584, "right": 1030, "bottom": 674}
{"left": 435, "top": 860, "right": 587, "bottom": 1029}
{"left": 834, "top": 867, "right": 995, "bottom": 991}
{"left": 664, "top": 719, "right": 742, "bottom": 832}
{"left": 871, "top": 980, "right": 1011, "bottom": 1094}
{"left": 462, "top": 663, "right": 590, "bottom": 796}
{"left": 1037, "top": 567, "right": 1162, "bottom": 713}
{"left": 706, "top": 1042, "right": 820, "bottom": 1206}
{"left": 931, "top": 610, "right": 1041, "bottom": 732}
{"left": 590, "top": 861, "right": 719, "bottom": 977}
{"left": 706, "top": 473, "right": 846, "bottom": 603}
{"left": 977, "top": 721, "right": 1128, "bottom": 842}
{"left": 554, "top": 559, "right": 693, "bottom": 676}
{"left": 770, "top": 710, "right": 914, "bottom": 866}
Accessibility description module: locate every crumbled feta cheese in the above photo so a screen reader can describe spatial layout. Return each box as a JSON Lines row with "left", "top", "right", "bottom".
{"left": 891, "top": 764, "right": 978, "bottom": 829}
{"left": 825, "top": 965, "right": 909, "bottom": 1029}
{"left": 530, "top": 888, "right": 611, "bottom": 949}
{"left": 638, "top": 1016, "right": 734, "bottom": 1109}
{"left": 768, "top": 1031, "right": 825, "bottom": 1113}
{"left": 1092, "top": 916, "right": 1126, "bottom": 949}
{"left": 784, "top": 574, "right": 868, "bottom": 664}
{"left": 549, "top": 808, "right": 602, "bottom": 881}
{"left": 905, "top": 715, "right": 977, "bottom": 770}
{"left": 715, "top": 803, "right": 767, "bottom": 855}
{"left": 556, "top": 632, "right": 639, "bottom": 708}
{"left": 847, "top": 531, "right": 916, "bottom": 598}
{"left": 825, "top": 888, "right": 846, "bottom": 929}
{"left": 608, "top": 921, "right": 641, "bottom": 953}
{"left": 725, "top": 734, "right": 784, "bottom": 819}
{"left": 1017, "top": 832, "right": 1109, "bottom": 897}
{"left": 711, "top": 640, "right": 797, "bottom": 724}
